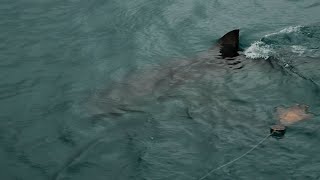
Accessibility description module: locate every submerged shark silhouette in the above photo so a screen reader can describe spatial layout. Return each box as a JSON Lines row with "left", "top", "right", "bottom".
{"left": 90, "top": 29, "right": 244, "bottom": 114}
{"left": 89, "top": 29, "right": 316, "bottom": 119}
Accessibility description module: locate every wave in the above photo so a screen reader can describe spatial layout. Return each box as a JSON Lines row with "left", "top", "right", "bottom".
{"left": 264, "top": 25, "right": 302, "bottom": 37}
{"left": 244, "top": 25, "right": 320, "bottom": 59}
{"left": 291, "top": 45, "right": 307, "bottom": 56}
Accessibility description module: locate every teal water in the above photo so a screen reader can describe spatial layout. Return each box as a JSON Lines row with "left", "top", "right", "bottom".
{"left": 1, "top": 0, "right": 320, "bottom": 180}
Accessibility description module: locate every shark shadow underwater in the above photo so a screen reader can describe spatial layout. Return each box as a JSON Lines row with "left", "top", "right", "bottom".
{"left": 90, "top": 29, "right": 319, "bottom": 120}
{"left": 68, "top": 29, "right": 320, "bottom": 180}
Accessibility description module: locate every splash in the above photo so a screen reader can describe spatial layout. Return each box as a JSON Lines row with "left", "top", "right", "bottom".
{"left": 244, "top": 41, "right": 273, "bottom": 59}
{"left": 291, "top": 45, "right": 306, "bottom": 56}
{"left": 276, "top": 104, "right": 313, "bottom": 125}
{"left": 264, "top": 25, "right": 303, "bottom": 37}
{"left": 244, "top": 25, "right": 306, "bottom": 60}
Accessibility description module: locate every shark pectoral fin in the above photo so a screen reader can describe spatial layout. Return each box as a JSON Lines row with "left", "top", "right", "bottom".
{"left": 217, "top": 29, "right": 240, "bottom": 58}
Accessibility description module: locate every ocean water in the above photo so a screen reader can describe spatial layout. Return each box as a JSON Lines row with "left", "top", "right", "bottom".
{"left": 1, "top": 0, "right": 320, "bottom": 180}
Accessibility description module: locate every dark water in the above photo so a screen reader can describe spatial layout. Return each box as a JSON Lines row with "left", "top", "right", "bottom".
{"left": 1, "top": 0, "right": 320, "bottom": 180}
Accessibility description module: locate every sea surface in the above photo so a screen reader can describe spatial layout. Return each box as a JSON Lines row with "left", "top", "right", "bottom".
{"left": 1, "top": 0, "right": 320, "bottom": 180}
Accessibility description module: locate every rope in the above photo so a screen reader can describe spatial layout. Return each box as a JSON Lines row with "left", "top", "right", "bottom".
{"left": 198, "top": 133, "right": 272, "bottom": 180}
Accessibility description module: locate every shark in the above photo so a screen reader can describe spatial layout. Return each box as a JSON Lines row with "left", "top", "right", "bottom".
{"left": 67, "top": 29, "right": 318, "bottom": 180}
{"left": 90, "top": 29, "right": 241, "bottom": 114}
{"left": 89, "top": 29, "right": 318, "bottom": 123}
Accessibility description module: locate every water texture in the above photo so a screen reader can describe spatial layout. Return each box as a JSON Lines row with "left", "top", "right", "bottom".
{"left": 1, "top": 0, "right": 320, "bottom": 180}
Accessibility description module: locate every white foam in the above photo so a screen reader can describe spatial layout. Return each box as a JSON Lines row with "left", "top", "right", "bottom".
{"left": 280, "top": 25, "right": 302, "bottom": 33}
{"left": 265, "top": 25, "right": 303, "bottom": 37}
{"left": 244, "top": 25, "right": 305, "bottom": 59}
{"left": 244, "top": 41, "right": 273, "bottom": 59}
{"left": 291, "top": 45, "right": 306, "bottom": 56}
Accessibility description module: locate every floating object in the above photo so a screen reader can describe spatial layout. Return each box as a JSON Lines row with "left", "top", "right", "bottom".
{"left": 276, "top": 104, "right": 312, "bottom": 125}
{"left": 270, "top": 124, "right": 286, "bottom": 137}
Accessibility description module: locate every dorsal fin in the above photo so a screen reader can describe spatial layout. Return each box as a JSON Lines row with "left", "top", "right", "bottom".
{"left": 218, "top": 29, "right": 239, "bottom": 58}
